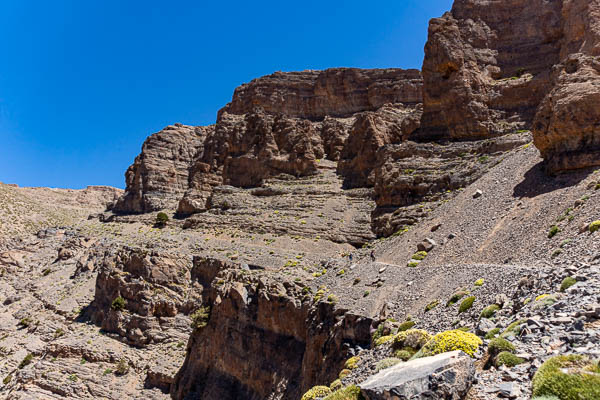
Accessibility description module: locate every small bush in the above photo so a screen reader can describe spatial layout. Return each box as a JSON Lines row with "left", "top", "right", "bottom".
{"left": 590, "top": 221, "right": 600, "bottom": 233}
{"left": 407, "top": 261, "right": 419, "bottom": 268}
{"left": 458, "top": 296, "right": 476, "bottom": 313}
{"left": 480, "top": 304, "right": 501, "bottom": 319}
{"left": 330, "top": 379, "right": 342, "bottom": 391}
{"left": 548, "top": 226, "right": 560, "bottom": 238}
{"left": 111, "top": 296, "right": 126, "bottom": 312}
{"left": 421, "top": 330, "right": 482, "bottom": 358}
{"left": 474, "top": 278, "right": 484, "bottom": 287}
{"left": 398, "top": 321, "right": 415, "bottom": 332}
{"left": 18, "top": 353, "right": 33, "bottom": 369}
{"left": 393, "top": 329, "right": 431, "bottom": 350}
{"left": 488, "top": 337, "right": 515, "bottom": 356}
{"left": 425, "top": 300, "right": 439, "bottom": 312}
{"left": 394, "top": 347, "right": 417, "bottom": 361}
{"left": 532, "top": 355, "right": 600, "bottom": 399}
{"left": 344, "top": 356, "right": 360, "bottom": 370}
{"left": 560, "top": 276, "right": 577, "bottom": 292}
{"left": 156, "top": 212, "right": 169, "bottom": 226}
{"left": 446, "top": 290, "right": 469, "bottom": 307}
{"left": 375, "top": 335, "right": 394, "bottom": 347}
{"left": 191, "top": 306, "right": 211, "bottom": 329}
{"left": 301, "top": 386, "right": 332, "bottom": 400}
{"left": 338, "top": 369, "right": 351, "bottom": 379}
{"left": 375, "top": 358, "right": 402, "bottom": 372}
{"left": 485, "top": 328, "right": 501, "bottom": 339}
{"left": 495, "top": 351, "right": 525, "bottom": 368}
{"left": 411, "top": 251, "right": 428, "bottom": 261}
{"left": 501, "top": 319, "right": 526, "bottom": 338}
{"left": 323, "top": 385, "right": 365, "bottom": 400}
{"left": 115, "top": 358, "right": 129, "bottom": 376}
{"left": 2, "top": 374, "right": 11, "bottom": 385}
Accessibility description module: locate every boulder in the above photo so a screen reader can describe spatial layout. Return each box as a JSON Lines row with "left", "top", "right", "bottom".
{"left": 359, "top": 351, "right": 475, "bottom": 400}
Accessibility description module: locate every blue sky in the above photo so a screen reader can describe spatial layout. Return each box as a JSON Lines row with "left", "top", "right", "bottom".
{"left": 0, "top": 0, "right": 453, "bottom": 189}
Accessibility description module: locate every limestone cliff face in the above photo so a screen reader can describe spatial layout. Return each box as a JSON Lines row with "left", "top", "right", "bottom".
{"left": 112, "top": 124, "right": 213, "bottom": 214}
{"left": 112, "top": 68, "right": 424, "bottom": 215}
{"left": 418, "top": 0, "right": 563, "bottom": 141}
{"left": 220, "top": 68, "right": 422, "bottom": 120}
{"left": 419, "top": 0, "right": 600, "bottom": 172}
{"left": 171, "top": 270, "right": 372, "bottom": 400}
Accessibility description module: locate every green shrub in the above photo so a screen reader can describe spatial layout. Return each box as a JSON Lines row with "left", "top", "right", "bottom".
{"left": 446, "top": 290, "right": 469, "bottom": 306}
{"left": 398, "top": 321, "right": 415, "bottom": 332}
{"left": 560, "top": 277, "right": 577, "bottom": 292}
{"left": 18, "top": 353, "right": 33, "bottom": 369}
{"left": 115, "top": 358, "right": 129, "bottom": 376}
{"left": 495, "top": 351, "right": 525, "bottom": 368}
{"left": 501, "top": 319, "right": 526, "bottom": 338}
{"left": 329, "top": 379, "right": 342, "bottom": 391}
{"left": 371, "top": 324, "right": 385, "bottom": 343}
{"left": 375, "top": 335, "right": 394, "bottom": 347}
{"left": 458, "top": 296, "right": 476, "bottom": 313}
{"left": 411, "top": 251, "right": 427, "bottom": 261}
{"left": 111, "top": 296, "right": 126, "bottom": 311}
{"left": 156, "top": 212, "right": 169, "bottom": 226}
{"left": 191, "top": 306, "right": 211, "bottom": 329}
{"left": 2, "top": 374, "right": 12, "bottom": 385}
{"left": 338, "top": 369, "right": 351, "bottom": 379}
{"left": 532, "top": 355, "right": 600, "bottom": 399}
{"left": 393, "top": 329, "right": 431, "bottom": 350}
{"left": 407, "top": 261, "right": 419, "bottom": 268}
{"left": 375, "top": 358, "right": 402, "bottom": 372}
{"left": 394, "top": 347, "right": 417, "bottom": 361}
{"left": 548, "top": 226, "right": 560, "bottom": 238}
{"left": 474, "top": 279, "right": 484, "bottom": 287}
{"left": 323, "top": 385, "right": 365, "bottom": 400}
{"left": 590, "top": 221, "right": 600, "bottom": 233}
{"left": 480, "top": 304, "right": 501, "bottom": 319}
{"left": 488, "top": 337, "right": 515, "bottom": 356}
{"left": 425, "top": 300, "right": 439, "bottom": 312}
{"left": 485, "top": 328, "right": 501, "bottom": 339}
{"left": 421, "top": 330, "right": 482, "bottom": 358}
{"left": 301, "top": 386, "right": 332, "bottom": 400}
{"left": 344, "top": 356, "right": 360, "bottom": 370}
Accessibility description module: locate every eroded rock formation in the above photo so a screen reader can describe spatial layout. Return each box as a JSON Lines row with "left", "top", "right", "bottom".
{"left": 111, "top": 68, "right": 424, "bottom": 216}
{"left": 171, "top": 269, "right": 372, "bottom": 400}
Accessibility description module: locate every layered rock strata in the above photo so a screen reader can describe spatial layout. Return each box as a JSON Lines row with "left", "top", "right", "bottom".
{"left": 171, "top": 269, "right": 372, "bottom": 400}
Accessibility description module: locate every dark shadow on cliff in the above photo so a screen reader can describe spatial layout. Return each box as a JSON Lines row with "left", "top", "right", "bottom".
{"left": 513, "top": 161, "right": 594, "bottom": 198}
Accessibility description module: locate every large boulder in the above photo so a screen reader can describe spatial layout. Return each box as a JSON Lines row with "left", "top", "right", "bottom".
{"left": 359, "top": 351, "right": 475, "bottom": 400}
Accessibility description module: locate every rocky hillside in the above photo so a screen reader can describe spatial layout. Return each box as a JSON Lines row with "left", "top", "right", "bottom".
{"left": 1, "top": 0, "right": 600, "bottom": 400}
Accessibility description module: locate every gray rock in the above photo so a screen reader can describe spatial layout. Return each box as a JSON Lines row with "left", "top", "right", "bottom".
{"left": 473, "top": 189, "right": 483, "bottom": 198}
{"left": 359, "top": 351, "right": 474, "bottom": 400}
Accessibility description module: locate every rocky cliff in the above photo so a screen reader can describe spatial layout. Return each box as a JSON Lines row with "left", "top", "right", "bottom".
{"left": 419, "top": 0, "right": 600, "bottom": 173}
{"left": 112, "top": 68, "right": 423, "bottom": 217}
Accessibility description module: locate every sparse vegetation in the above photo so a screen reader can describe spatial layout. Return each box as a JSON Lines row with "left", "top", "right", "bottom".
{"left": 425, "top": 300, "right": 439, "bottom": 312}
{"left": 115, "top": 358, "right": 129, "bottom": 376}
{"left": 532, "top": 355, "right": 600, "bottom": 399}
{"left": 495, "top": 351, "right": 525, "bottom": 368}
{"left": 18, "top": 353, "right": 33, "bottom": 369}
{"left": 420, "top": 330, "right": 482, "bottom": 358}
{"left": 480, "top": 304, "right": 500, "bottom": 319}
{"left": 344, "top": 356, "right": 360, "bottom": 370}
{"left": 156, "top": 212, "right": 169, "bottom": 226}
{"left": 301, "top": 386, "right": 332, "bottom": 400}
{"left": 589, "top": 220, "right": 600, "bottom": 233}
{"left": 375, "top": 357, "right": 402, "bottom": 372}
{"left": 458, "top": 296, "right": 475, "bottom": 313}
{"left": 111, "top": 296, "right": 126, "bottom": 311}
{"left": 411, "top": 251, "right": 427, "bottom": 261}
{"left": 191, "top": 306, "right": 211, "bottom": 329}
{"left": 488, "top": 337, "right": 515, "bottom": 356}
{"left": 407, "top": 261, "right": 419, "bottom": 268}
{"left": 474, "top": 278, "right": 484, "bottom": 287}
{"left": 447, "top": 290, "right": 469, "bottom": 307}
{"left": 323, "top": 385, "right": 365, "bottom": 400}
{"left": 560, "top": 276, "right": 577, "bottom": 292}
{"left": 548, "top": 225, "right": 560, "bottom": 238}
